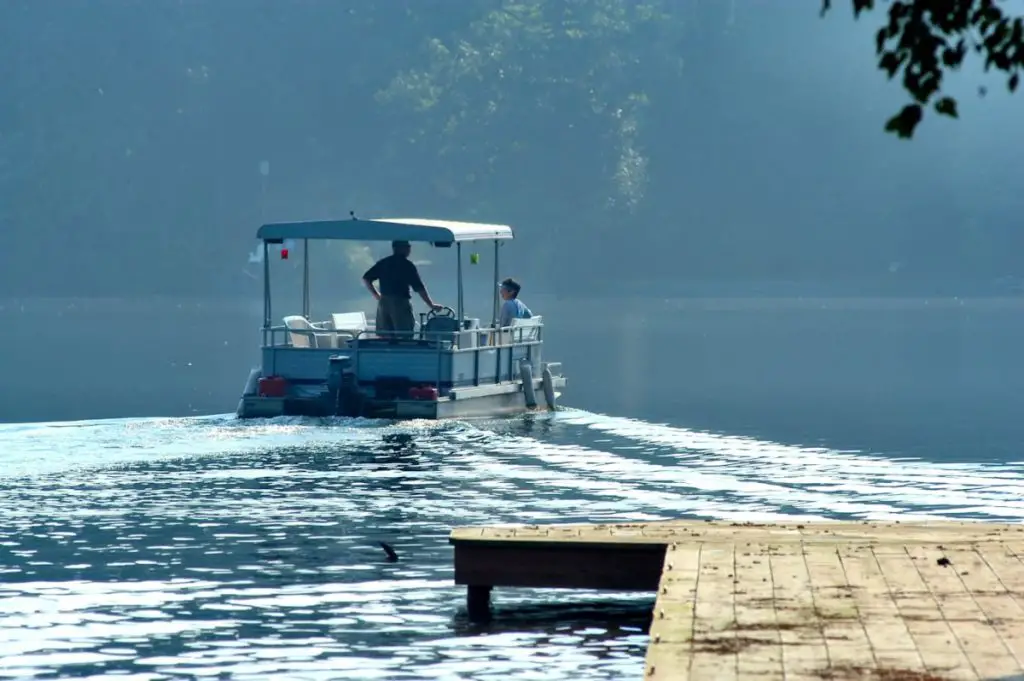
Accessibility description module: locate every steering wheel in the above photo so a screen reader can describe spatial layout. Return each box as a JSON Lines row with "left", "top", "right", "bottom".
{"left": 427, "top": 305, "right": 456, "bottom": 320}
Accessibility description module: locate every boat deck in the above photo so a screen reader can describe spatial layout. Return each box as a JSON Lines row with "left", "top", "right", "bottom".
{"left": 449, "top": 519, "right": 1024, "bottom": 680}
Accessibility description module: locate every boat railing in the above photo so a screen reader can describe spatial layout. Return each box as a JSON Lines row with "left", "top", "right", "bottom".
{"left": 261, "top": 317, "right": 546, "bottom": 388}
{"left": 262, "top": 318, "right": 544, "bottom": 350}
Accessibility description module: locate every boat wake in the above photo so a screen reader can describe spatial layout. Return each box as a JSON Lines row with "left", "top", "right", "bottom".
{"left": 2, "top": 408, "right": 1021, "bottom": 523}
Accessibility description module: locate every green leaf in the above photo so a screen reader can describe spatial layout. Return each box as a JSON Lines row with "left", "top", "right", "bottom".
{"left": 934, "top": 96, "right": 959, "bottom": 118}
{"left": 884, "top": 104, "right": 922, "bottom": 139}
{"left": 1010, "top": 73, "right": 1020, "bottom": 93}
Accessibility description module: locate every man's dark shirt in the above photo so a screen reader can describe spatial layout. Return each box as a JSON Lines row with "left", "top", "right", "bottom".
{"left": 362, "top": 255, "right": 425, "bottom": 299}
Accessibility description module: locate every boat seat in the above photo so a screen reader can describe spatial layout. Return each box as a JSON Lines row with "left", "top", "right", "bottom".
{"left": 283, "top": 315, "right": 336, "bottom": 348}
{"left": 491, "top": 315, "right": 542, "bottom": 346}
{"left": 511, "top": 315, "right": 543, "bottom": 342}
{"left": 331, "top": 311, "right": 368, "bottom": 335}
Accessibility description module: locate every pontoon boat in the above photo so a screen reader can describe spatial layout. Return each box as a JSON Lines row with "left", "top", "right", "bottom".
{"left": 235, "top": 216, "right": 566, "bottom": 420}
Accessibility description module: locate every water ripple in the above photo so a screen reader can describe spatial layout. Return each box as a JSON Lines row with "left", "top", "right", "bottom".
{"left": 0, "top": 409, "right": 1021, "bottom": 679}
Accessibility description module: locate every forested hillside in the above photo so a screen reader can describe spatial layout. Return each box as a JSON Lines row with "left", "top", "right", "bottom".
{"left": 1, "top": 0, "right": 1022, "bottom": 298}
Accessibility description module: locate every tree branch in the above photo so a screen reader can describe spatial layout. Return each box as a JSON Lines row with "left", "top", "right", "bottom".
{"left": 822, "top": 0, "right": 1024, "bottom": 138}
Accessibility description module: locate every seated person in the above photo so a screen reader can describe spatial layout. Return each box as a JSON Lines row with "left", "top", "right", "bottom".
{"left": 498, "top": 277, "right": 532, "bottom": 327}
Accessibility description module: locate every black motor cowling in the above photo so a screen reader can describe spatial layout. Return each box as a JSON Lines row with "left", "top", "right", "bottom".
{"left": 326, "top": 355, "right": 360, "bottom": 416}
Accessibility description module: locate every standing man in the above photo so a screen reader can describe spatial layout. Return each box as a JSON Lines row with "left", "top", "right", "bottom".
{"left": 362, "top": 240, "right": 442, "bottom": 337}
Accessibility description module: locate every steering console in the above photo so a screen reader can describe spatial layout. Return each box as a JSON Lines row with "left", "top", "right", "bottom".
{"left": 426, "top": 305, "right": 456, "bottom": 320}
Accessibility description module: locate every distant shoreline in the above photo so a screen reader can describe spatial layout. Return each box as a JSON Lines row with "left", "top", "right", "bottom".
{"left": 3, "top": 293, "right": 1024, "bottom": 313}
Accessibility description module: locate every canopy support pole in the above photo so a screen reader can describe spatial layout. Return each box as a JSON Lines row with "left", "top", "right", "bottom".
{"left": 302, "top": 238, "right": 310, "bottom": 319}
{"left": 262, "top": 240, "right": 272, "bottom": 335}
{"left": 456, "top": 242, "right": 465, "bottom": 329}
{"left": 491, "top": 240, "right": 500, "bottom": 328}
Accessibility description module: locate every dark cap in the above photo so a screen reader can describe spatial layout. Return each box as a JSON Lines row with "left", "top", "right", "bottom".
{"left": 392, "top": 240, "right": 411, "bottom": 252}
{"left": 499, "top": 277, "right": 521, "bottom": 295}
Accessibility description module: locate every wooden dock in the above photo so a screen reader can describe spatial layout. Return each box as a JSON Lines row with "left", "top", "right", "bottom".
{"left": 449, "top": 519, "right": 1024, "bottom": 680}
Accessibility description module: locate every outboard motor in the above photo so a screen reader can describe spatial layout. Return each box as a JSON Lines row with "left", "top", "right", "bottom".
{"left": 327, "top": 355, "right": 359, "bottom": 416}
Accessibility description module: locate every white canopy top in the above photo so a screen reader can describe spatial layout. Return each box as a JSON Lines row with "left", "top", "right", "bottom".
{"left": 257, "top": 217, "right": 514, "bottom": 243}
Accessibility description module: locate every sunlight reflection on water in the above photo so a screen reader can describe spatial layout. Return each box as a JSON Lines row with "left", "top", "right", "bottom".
{"left": 1, "top": 409, "right": 1022, "bottom": 679}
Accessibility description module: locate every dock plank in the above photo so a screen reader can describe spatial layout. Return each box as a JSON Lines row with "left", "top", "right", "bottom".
{"left": 872, "top": 545, "right": 975, "bottom": 677}
{"left": 905, "top": 544, "right": 1022, "bottom": 679}
{"left": 733, "top": 543, "right": 784, "bottom": 680}
{"left": 448, "top": 519, "right": 1024, "bottom": 679}
{"left": 450, "top": 520, "right": 1024, "bottom": 547}
{"left": 836, "top": 544, "right": 925, "bottom": 668}
{"left": 805, "top": 544, "right": 878, "bottom": 673}
{"left": 691, "top": 543, "right": 738, "bottom": 681}
{"left": 769, "top": 541, "right": 832, "bottom": 679}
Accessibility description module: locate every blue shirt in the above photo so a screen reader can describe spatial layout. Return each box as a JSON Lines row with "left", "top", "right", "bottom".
{"left": 499, "top": 298, "right": 532, "bottom": 327}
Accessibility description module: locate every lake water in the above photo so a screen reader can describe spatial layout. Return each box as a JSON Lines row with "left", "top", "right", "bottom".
{"left": 2, "top": 295, "right": 1024, "bottom": 679}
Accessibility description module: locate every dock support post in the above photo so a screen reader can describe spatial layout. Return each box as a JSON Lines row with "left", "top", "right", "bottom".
{"left": 466, "top": 585, "right": 492, "bottom": 622}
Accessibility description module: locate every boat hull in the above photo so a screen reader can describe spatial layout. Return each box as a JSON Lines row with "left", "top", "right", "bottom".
{"left": 235, "top": 365, "right": 566, "bottom": 421}
{"left": 237, "top": 390, "right": 525, "bottom": 420}
{"left": 236, "top": 380, "right": 565, "bottom": 421}
{"left": 236, "top": 333, "right": 565, "bottom": 421}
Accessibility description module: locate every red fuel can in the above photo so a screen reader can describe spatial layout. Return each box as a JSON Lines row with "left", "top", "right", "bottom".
{"left": 258, "top": 375, "right": 288, "bottom": 398}
{"left": 407, "top": 386, "right": 439, "bottom": 401}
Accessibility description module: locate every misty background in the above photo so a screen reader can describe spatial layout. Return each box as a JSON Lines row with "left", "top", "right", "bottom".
{"left": 2, "top": 0, "right": 1023, "bottom": 443}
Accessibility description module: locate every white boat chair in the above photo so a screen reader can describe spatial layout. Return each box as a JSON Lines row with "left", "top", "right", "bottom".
{"left": 283, "top": 315, "right": 336, "bottom": 348}
{"left": 331, "top": 311, "right": 368, "bottom": 333}
{"left": 511, "top": 315, "right": 543, "bottom": 343}
{"left": 330, "top": 311, "right": 371, "bottom": 345}
{"left": 490, "top": 315, "right": 542, "bottom": 346}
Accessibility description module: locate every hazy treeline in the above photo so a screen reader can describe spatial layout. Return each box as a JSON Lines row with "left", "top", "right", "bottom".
{"left": 1, "top": 0, "right": 1022, "bottom": 299}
